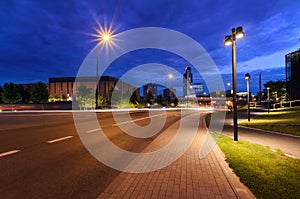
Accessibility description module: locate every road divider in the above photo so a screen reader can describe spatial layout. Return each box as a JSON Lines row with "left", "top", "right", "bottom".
{"left": 0, "top": 149, "right": 20, "bottom": 158}
{"left": 47, "top": 136, "right": 73, "bottom": 144}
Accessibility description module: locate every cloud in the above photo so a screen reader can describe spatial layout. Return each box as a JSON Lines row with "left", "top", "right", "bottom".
{"left": 0, "top": 0, "right": 299, "bottom": 94}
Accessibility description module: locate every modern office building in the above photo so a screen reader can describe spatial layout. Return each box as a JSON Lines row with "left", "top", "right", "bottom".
{"left": 48, "top": 76, "right": 140, "bottom": 102}
{"left": 143, "top": 83, "right": 157, "bottom": 101}
{"left": 192, "top": 83, "right": 204, "bottom": 97}
{"left": 286, "top": 49, "right": 300, "bottom": 100}
{"left": 163, "top": 88, "right": 176, "bottom": 101}
{"left": 183, "top": 66, "right": 193, "bottom": 96}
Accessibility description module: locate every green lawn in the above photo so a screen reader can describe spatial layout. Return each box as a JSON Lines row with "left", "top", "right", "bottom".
{"left": 217, "top": 134, "right": 300, "bottom": 199}
{"left": 239, "top": 106, "right": 300, "bottom": 136}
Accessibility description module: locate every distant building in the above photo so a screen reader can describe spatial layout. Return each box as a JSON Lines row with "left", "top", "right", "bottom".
{"left": 183, "top": 66, "right": 193, "bottom": 96}
{"left": 191, "top": 83, "right": 203, "bottom": 97}
{"left": 48, "top": 76, "right": 139, "bottom": 102}
{"left": 286, "top": 49, "right": 300, "bottom": 100}
{"left": 143, "top": 83, "right": 157, "bottom": 101}
{"left": 163, "top": 88, "right": 176, "bottom": 101}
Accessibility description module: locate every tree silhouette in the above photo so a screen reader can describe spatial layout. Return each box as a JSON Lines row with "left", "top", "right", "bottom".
{"left": 2, "top": 82, "right": 22, "bottom": 104}
{"left": 30, "top": 82, "right": 49, "bottom": 103}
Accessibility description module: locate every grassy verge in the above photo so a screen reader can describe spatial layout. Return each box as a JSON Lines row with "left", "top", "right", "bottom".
{"left": 239, "top": 106, "right": 300, "bottom": 136}
{"left": 217, "top": 134, "right": 300, "bottom": 199}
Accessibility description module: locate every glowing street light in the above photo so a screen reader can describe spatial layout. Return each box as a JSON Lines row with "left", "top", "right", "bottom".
{"left": 93, "top": 26, "right": 115, "bottom": 109}
{"left": 102, "top": 33, "right": 111, "bottom": 42}
{"left": 224, "top": 26, "right": 245, "bottom": 141}
{"left": 267, "top": 87, "right": 270, "bottom": 113}
{"left": 244, "top": 73, "right": 251, "bottom": 121}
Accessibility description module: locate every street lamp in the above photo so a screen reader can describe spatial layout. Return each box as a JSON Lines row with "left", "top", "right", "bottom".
{"left": 224, "top": 26, "right": 245, "bottom": 141}
{"left": 95, "top": 32, "right": 113, "bottom": 109}
{"left": 267, "top": 87, "right": 270, "bottom": 113}
{"left": 168, "top": 73, "right": 173, "bottom": 89}
{"left": 244, "top": 73, "right": 251, "bottom": 121}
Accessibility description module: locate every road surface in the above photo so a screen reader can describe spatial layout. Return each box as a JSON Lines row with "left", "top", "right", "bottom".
{"left": 0, "top": 110, "right": 206, "bottom": 198}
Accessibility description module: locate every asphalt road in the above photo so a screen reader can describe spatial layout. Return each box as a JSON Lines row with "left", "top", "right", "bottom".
{"left": 0, "top": 110, "right": 194, "bottom": 198}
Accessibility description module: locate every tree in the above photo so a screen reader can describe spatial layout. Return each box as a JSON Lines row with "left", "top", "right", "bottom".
{"left": 173, "top": 97, "right": 179, "bottom": 107}
{"left": 17, "top": 85, "right": 31, "bottom": 103}
{"left": 61, "top": 93, "right": 66, "bottom": 101}
{"left": 97, "top": 94, "right": 106, "bottom": 106}
{"left": 30, "top": 82, "right": 49, "bottom": 103}
{"left": 0, "top": 85, "right": 3, "bottom": 103}
{"left": 156, "top": 94, "right": 163, "bottom": 105}
{"left": 77, "top": 84, "right": 94, "bottom": 109}
{"left": 145, "top": 91, "right": 154, "bottom": 104}
{"left": 2, "top": 82, "right": 22, "bottom": 104}
{"left": 264, "top": 80, "right": 286, "bottom": 102}
{"left": 130, "top": 90, "right": 140, "bottom": 104}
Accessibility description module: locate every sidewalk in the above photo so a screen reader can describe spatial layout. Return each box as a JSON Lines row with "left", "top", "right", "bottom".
{"left": 224, "top": 109, "right": 300, "bottom": 159}
{"left": 98, "top": 117, "right": 255, "bottom": 199}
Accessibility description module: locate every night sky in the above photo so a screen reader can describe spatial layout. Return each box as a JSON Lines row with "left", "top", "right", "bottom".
{"left": 0, "top": 0, "right": 299, "bottom": 95}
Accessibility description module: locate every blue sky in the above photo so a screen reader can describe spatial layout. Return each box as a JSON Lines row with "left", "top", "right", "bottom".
{"left": 0, "top": 0, "right": 299, "bottom": 95}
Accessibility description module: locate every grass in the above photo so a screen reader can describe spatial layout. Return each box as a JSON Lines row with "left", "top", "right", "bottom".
{"left": 217, "top": 134, "right": 300, "bottom": 199}
{"left": 239, "top": 106, "right": 300, "bottom": 136}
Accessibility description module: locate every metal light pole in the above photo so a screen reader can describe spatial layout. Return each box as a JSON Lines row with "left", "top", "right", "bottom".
{"left": 95, "top": 32, "right": 112, "bottom": 109}
{"left": 245, "top": 73, "right": 251, "bottom": 121}
{"left": 95, "top": 50, "right": 99, "bottom": 109}
{"left": 224, "top": 26, "right": 245, "bottom": 141}
{"left": 267, "top": 87, "right": 270, "bottom": 113}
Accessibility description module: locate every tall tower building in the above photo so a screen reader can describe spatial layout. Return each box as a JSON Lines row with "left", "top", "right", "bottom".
{"left": 143, "top": 83, "right": 157, "bottom": 101}
{"left": 183, "top": 66, "right": 193, "bottom": 96}
{"left": 286, "top": 49, "right": 300, "bottom": 100}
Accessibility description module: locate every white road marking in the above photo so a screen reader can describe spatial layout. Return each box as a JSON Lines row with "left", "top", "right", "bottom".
{"left": 86, "top": 128, "right": 101, "bottom": 133}
{"left": 0, "top": 150, "right": 20, "bottom": 158}
{"left": 112, "top": 113, "right": 166, "bottom": 126}
{"left": 47, "top": 136, "right": 73, "bottom": 144}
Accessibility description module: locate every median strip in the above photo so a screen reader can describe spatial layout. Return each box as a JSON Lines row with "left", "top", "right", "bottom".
{"left": 47, "top": 136, "right": 73, "bottom": 144}
{"left": 0, "top": 150, "right": 20, "bottom": 158}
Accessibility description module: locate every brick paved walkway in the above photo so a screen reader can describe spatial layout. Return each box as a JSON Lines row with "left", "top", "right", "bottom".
{"left": 98, "top": 116, "right": 255, "bottom": 199}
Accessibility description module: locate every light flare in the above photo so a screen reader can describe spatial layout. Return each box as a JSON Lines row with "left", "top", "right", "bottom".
{"left": 88, "top": 19, "right": 119, "bottom": 53}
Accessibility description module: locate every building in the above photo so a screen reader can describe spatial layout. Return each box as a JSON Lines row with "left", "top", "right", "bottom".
{"left": 163, "top": 88, "right": 176, "bottom": 101}
{"left": 143, "top": 83, "right": 157, "bottom": 102}
{"left": 286, "top": 49, "right": 300, "bottom": 100}
{"left": 183, "top": 66, "right": 193, "bottom": 96}
{"left": 191, "top": 83, "right": 203, "bottom": 97}
{"left": 48, "top": 76, "right": 140, "bottom": 102}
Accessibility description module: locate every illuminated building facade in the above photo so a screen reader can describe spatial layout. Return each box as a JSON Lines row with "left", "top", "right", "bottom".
{"left": 286, "top": 49, "right": 300, "bottom": 100}
{"left": 48, "top": 76, "right": 140, "bottom": 102}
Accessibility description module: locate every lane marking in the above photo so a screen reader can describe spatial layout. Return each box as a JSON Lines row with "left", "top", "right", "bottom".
{"left": 86, "top": 128, "right": 101, "bottom": 133}
{"left": 0, "top": 150, "right": 20, "bottom": 158}
{"left": 47, "top": 136, "right": 73, "bottom": 144}
{"left": 112, "top": 113, "right": 166, "bottom": 126}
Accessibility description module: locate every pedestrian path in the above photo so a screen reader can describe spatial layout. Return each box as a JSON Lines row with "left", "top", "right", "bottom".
{"left": 98, "top": 118, "right": 255, "bottom": 199}
{"left": 224, "top": 109, "right": 300, "bottom": 159}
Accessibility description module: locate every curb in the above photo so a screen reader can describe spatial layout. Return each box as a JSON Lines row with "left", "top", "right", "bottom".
{"left": 214, "top": 145, "right": 256, "bottom": 199}
{"left": 235, "top": 124, "right": 300, "bottom": 139}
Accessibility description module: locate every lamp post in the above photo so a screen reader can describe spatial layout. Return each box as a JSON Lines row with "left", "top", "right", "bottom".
{"left": 168, "top": 73, "right": 173, "bottom": 89}
{"left": 95, "top": 33, "right": 112, "bottom": 109}
{"left": 224, "top": 26, "right": 245, "bottom": 141}
{"left": 244, "top": 73, "right": 251, "bottom": 121}
{"left": 267, "top": 87, "right": 270, "bottom": 113}
{"left": 96, "top": 50, "right": 99, "bottom": 109}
